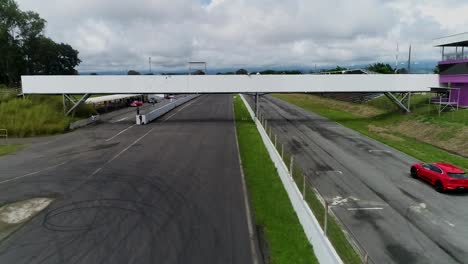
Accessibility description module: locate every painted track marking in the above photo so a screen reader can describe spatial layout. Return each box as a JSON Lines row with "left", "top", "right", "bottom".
{"left": 0, "top": 161, "right": 68, "bottom": 185}
{"left": 347, "top": 207, "right": 383, "bottom": 211}
{"left": 110, "top": 117, "right": 128, "bottom": 123}
{"left": 368, "top": 149, "right": 391, "bottom": 153}
{"left": 161, "top": 97, "right": 200, "bottom": 122}
{"left": 105, "top": 124, "right": 136, "bottom": 141}
{"left": 104, "top": 97, "right": 201, "bottom": 166}
{"left": 315, "top": 170, "right": 343, "bottom": 175}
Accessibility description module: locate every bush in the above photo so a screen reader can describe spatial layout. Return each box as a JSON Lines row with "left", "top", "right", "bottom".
{"left": 0, "top": 95, "right": 96, "bottom": 137}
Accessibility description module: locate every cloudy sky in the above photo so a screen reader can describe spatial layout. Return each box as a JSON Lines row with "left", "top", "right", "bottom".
{"left": 16, "top": 0, "right": 468, "bottom": 72}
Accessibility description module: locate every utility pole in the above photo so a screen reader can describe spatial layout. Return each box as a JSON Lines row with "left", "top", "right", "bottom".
{"left": 395, "top": 42, "right": 399, "bottom": 74}
{"left": 407, "top": 45, "right": 412, "bottom": 74}
{"left": 149, "top": 57, "right": 152, "bottom": 74}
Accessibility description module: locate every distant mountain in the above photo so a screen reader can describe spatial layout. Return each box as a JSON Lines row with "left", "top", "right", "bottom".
{"left": 79, "top": 60, "right": 438, "bottom": 75}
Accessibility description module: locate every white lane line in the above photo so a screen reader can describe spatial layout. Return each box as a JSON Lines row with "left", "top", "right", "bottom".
{"left": 99, "top": 96, "right": 200, "bottom": 171}
{"left": 0, "top": 161, "right": 68, "bottom": 185}
{"left": 105, "top": 124, "right": 136, "bottom": 141}
{"left": 161, "top": 97, "right": 201, "bottom": 122}
{"left": 110, "top": 117, "right": 128, "bottom": 123}
{"left": 91, "top": 167, "right": 102, "bottom": 176}
{"left": 368, "top": 149, "right": 391, "bottom": 153}
{"left": 106, "top": 128, "right": 155, "bottom": 164}
{"left": 347, "top": 207, "right": 383, "bottom": 211}
{"left": 444, "top": 220, "right": 455, "bottom": 227}
{"left": 315, "top": 170, "right": 343, "bottom": 175}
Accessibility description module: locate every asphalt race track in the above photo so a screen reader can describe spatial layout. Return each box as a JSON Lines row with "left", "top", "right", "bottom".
{"left": 247, "top": 95, "right": 468, "bottom": 264}
{"left": 0, "top": 94, "right": 254, "bottom": 264}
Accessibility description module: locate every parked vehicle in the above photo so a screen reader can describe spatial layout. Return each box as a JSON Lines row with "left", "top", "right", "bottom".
{"left": 148, "top": 94, "right": 164, "bottom": 104}
{"left": 130, "top": 100, "right": 143, "bottom": 107}
{"left": 410, "top": 162, "right": 468, "bottom": 192}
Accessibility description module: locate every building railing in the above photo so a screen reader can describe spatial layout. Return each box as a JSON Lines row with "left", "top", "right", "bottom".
{"left": 442, "top": 53, "right": 468, "bottom": 61}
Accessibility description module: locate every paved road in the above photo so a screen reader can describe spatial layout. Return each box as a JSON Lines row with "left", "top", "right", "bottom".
{"left": 248, "top": 95, "right": 468, "bottom": 264}
{"left": 0, "top": 94, "right": 254, "bottom": 264}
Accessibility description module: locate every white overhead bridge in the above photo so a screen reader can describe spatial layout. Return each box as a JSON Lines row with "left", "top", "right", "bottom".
{"left": 22, "top": 74, "right": 436, "bottom": 94}
{"left": 21, "top": 74, "right": 438, "bottom": 115}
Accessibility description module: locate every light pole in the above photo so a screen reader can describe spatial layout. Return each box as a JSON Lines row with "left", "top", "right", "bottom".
{"left": 149, "top": 57, "right": 152, "bottom": 74}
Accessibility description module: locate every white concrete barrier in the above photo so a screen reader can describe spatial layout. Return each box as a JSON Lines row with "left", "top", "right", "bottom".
{"left": 239, "top": 94, "right": 343, "bottom": 264}
{"left": 69, "top": 115, "right": 100, "bottom": 130}
{"left": 136, "top": 94, "right": 200, "bottom": 125}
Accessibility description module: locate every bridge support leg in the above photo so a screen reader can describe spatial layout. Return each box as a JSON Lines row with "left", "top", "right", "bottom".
{"left": 255, "top": 93, "right": 259, "bottom": 120}
{"left": 384, "top": 92, "right": 412, "bottom": 113}
{"left": 63, "top": 93, "right": 91, "bottom": 116}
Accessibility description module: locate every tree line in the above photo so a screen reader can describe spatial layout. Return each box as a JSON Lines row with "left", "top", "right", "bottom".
{"left": 0, "top": 0, "right": 81, "bottom": 87}
{"left": 216, "top": 63, "right": 412, "bottom": 75}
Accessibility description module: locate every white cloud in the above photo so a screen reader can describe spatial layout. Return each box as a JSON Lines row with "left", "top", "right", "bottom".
{"left": 15, "top": 0, "right": 468, "bottom": 72}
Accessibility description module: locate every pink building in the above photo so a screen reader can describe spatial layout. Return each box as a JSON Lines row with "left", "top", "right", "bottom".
{"left": 434, "top": 33, "right": 468, "bottom": 107}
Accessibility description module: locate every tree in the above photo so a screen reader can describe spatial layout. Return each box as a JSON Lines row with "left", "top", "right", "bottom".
{"left": 321, "top": 66, "right": 347, "bottom": 73}
{"left": 396, "top": 68, "right": 408, "bottom": 74}
{"left": 0, "top": 0, "right": 23, "bottom": 85}
{"left": 367, "top": 63, "right": 394, "bottom": 74}
{"left": 27, "top": 37, "right": 80, "bottom": 75}
{"left": 127, "top": 70, "right": 141, "bottom": 75}
{"left": 192, "top": 69, "right": 205, "bottom": 75}
{"left": 235, "top": 68, "right": 248, "bottom": 75}
{"left": 0, "top": 0, "right": 80, "bottom": 86}
{"left": 433, "top": 65, "right": 440, "bottom": 74}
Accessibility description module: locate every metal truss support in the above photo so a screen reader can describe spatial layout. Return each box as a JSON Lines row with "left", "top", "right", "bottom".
{"left": 63, "top": 93, "right": 91, "bottom": 116}
{"left": 384, "top": 92, "right": 412, "bottom": 113}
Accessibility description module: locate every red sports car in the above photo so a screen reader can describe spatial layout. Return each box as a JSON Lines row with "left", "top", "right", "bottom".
{"left": 411, "top": 162, "right": 468, "bottom": 192}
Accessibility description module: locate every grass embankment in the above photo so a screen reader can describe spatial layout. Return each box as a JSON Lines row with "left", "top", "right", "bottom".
{"left": 0, "top": 87, "right": 95, "bottom": 137}
{"left": 273, "top": 94, "right": 468, "bottom": 171}
{"left": 233, "top": 95, "right": 318, "bottom": 264}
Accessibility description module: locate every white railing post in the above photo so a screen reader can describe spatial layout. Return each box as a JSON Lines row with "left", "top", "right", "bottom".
{"left": 324, "top": 201, "right": 329, "bottom": 236}
{"left": 289, "top": 156, "right": 294, "bottom": 178}
{"left": 303, "top": 174, "right": 306, "bottom": 199}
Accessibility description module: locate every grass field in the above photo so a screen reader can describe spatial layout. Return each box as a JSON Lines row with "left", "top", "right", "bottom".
{"left": 273, "top": 93, "right": 468, "bottom": 171}
{"left": 0, "top": 88, "right": 96, "bottom": 137}
{"left": 0, "top": 144, "right": 23, "bottom": 156}
{"left": 233, "top": 95, "right": 318, "bottom": 264}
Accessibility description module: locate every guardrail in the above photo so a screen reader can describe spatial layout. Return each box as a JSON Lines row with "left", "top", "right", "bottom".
{"left": 240, "top": 94, "right": 344, "bottom": 264}
{"left": 69, "top": 115, "right": 100, "bottom": 130}
{"left": 0, "top": 129, "right": 7, "bottom": 143}
{"left": 136, "top": 94, "right": 200, "bottom": 125}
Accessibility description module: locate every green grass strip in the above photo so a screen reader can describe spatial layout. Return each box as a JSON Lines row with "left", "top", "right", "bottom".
{"left": 0, "top": 144, "right": 24, "bottom": 156}
{"left": 233, "top": 95, "right": 318, "bottom": 264}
